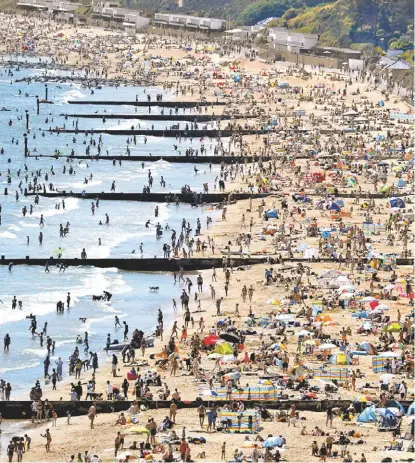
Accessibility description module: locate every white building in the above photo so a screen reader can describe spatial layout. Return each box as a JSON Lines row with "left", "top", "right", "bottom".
{"left": 153, "top": 13, "right": 225, "bottom": 31}
{"left": 92, "top": 2, "right": 149, "bottom": 30}
{"left": 17, "top": 0, "right": 81, "bottom": 12}
{"left": 268, "top": 27, "right": 318, "bottom": 53}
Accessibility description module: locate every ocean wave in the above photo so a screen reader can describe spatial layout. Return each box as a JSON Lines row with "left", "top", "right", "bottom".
{"left": 0, "top": 361, "right": 40, "bottom": 374}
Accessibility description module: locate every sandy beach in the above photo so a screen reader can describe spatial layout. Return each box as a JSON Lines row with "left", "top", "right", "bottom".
{"left": 0, "top": 12, "right": 414, "bottom": 463}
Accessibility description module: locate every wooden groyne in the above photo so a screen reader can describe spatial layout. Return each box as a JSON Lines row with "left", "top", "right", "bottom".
{"left": 0, "top": 257, "right": 412, "bottom": 271}
{"left": 24, "top": 190, "right": 408, "bottom": 201}
{"left": 24, "top": 191, "right": 269, "bottom": 203}
{"left": 0, "top": 399, "right": 412, "bottom": 419}
{"left": 62, "top": 113, "right": 256, "bottom": 121}
{"left": 68, "top": 100, "right": 228, "bottom": 108}
{"left": 0, "top": 257, "right": 267, "bottom": 271}
{"left": 26, "top": 154, "right": 269, "bottom": 164}
{"left": 46, "top": 128, "right": 266, "bottom": 136}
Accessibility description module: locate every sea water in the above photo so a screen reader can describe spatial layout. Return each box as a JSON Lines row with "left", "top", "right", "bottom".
{"left": 0, "top": 65, "right": 222, "bottom": 398}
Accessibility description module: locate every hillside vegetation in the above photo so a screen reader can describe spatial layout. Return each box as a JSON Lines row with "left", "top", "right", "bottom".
{"left": 6, "top": 0, "right": 413, "bottom": 53}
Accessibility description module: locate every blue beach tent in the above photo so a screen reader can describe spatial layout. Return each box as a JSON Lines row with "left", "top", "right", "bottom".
{"left": 390, "top": 197, "right": 405, "bottom": 208}
{"left": 357, "top": 405, "right": 377, "bottom": 423}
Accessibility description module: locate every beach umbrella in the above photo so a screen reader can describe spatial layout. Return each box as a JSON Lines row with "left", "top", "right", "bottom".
{"left": 375, "top": 304, "right": 390, "bottom": 311}
{"left": 219, "top": 333, "right": 240, "bottom": 344}
{"left": 207, "top": 353, "right": 223, "bottom": 359}
{"left": 221, "top": 355, "right": 237, "bottom": 363}
{"left": 338, "top": 293, "right": 354, "bottom": 300}
{"left": 203, "top": 334, "right": 218, "bottom": 346}
{"left": 296, "top": 329, "right": 312, "bottom": 337}
{"left": 360, "top": 296, "right": 378, "bottom": 302}
{"left": 338, "top": 285, "right": 355, "bottom": 293}
{"left": 318, "top": 343, "right": 337, "bottom": 350}
{"left": 262, "top": 436, "right": 284, "bottom": 448}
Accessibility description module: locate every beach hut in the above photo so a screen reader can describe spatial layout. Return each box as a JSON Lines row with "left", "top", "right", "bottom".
{"left": 357, "top": 405, "right": 377, "bottom": 423}
{"left": 328, "top": 352, "right": 351, "bottom": 365}
{"left": 218, "top": 410, "right": 261, "bottom": 433}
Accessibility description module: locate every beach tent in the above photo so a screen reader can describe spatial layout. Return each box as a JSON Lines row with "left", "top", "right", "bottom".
{"left": 312, "top": 305, "right": 323, "bottom": 317}
{"left": 382, "top": 322, "right": 402, "bottom": 332}
{"left": 264, "top": 209, "right": 279, "bottom": 218}
{"left": 396, "top": 179, "right": 406, "bottom": 188}
{"left": 407, "top": 402, "right": 415, "bottom": 415}
{"left": 218, "top": 410, "right": 261, "bottom": 433}
{"left": 214, "top": 340, "right": 233, "bottom": 355}
{"left": 359, "top": 342, "right": 378, "bottom": 355}
{"left": 336, "top": 275, "right": 352, "bottom": 286}
{"left": 328, "top": 352, "right": 352, "bottom": 365}
{"left": 386, "top": 400, "right": 405, "bottom": 413}
{"left": 377, "top": 408, "right": 399, "bottom": 427}
{"left": 318, "top": 270, "right": 342, "bottom": 287}
{"left": 357, "top": 405, "right": 377, "bottom": 423}
{"left": 390, "top": 197, "right": 405, "bottom": 208}
{"left": 262, "top": 436, "right": 285, "bottom": 448}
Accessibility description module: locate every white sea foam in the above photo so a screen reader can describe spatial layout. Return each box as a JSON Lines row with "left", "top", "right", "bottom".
{"left": 0, "top": 231, "right": 17, "bottom": 239}
{"left": 0, "top": 361, "right": 40, "bottom": 374}
{"left": 29, "top": 197, "right": 79, "bottom": 218}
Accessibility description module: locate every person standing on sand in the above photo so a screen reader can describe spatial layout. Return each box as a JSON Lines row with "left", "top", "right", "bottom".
{"left": 7, "top": 441, "right": 14, "bottom": 463}
{"left": 169, "top": 401, "right": 177, "bottom": 423}
{"left": 221, "top": 441, "right": 226, "bottom": 460}
{"left": 170, "top": 355, "right": 179, "bottom": 376}
{"left": 88, "top": 402, "right": 97, "bottom": 429}
{"left": 197, "top": 404, "right": 206, "bottom": 428}
{"left": 41, "top": 429, "right": 52, "bottom": 452}
{"left": 114, "top": 432, "right": 121, "bottom": 457}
